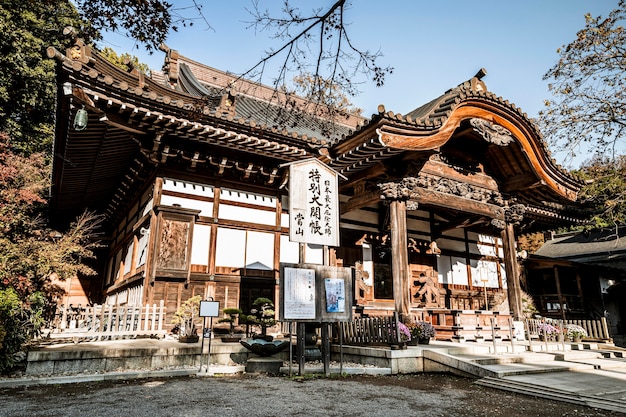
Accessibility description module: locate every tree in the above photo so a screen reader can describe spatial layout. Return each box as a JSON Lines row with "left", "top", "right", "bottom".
{"left": 0, "top": 1, "right": 85, "bottom": 154}
{"left": 538, "top": 1, "right": 626, "bottom": 165}
{"left": 575, "top": 156, "right": 626, "bottom": 229}
{"left": 100, "top": 47, "right": 151, "bottom": 76}
{"left": 0, "top": 133, "right": 101, "bottom": 371}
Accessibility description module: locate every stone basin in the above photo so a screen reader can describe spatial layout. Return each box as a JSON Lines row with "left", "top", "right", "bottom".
{"left": 239, "top": 338, "right": 290, "bottom": 357}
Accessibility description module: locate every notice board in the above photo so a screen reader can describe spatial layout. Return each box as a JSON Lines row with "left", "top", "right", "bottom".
{"left": 279, "top": 263, "right": 352, "bottom": 322}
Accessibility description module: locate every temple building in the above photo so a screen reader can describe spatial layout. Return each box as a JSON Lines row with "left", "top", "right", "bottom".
{"left": 46, "top": 34, "right": 587, "bottom": 339}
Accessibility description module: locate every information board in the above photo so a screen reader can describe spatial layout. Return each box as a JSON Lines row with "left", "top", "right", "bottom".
{"left": 279, "top": 263, "right": 352, "bottom": 322}
{"left": 283, "top": 267, "right": 317, "bottom": 320}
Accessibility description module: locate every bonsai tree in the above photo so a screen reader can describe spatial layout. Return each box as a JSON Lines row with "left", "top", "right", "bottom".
{"left": 171, "top": 295, "right": 202, "bottom": 338}
{"left": 218, "top": 307, "right": 243, "bottom": 335}
{"left": 249, "top": 297, "right": 277, "bottom": 337}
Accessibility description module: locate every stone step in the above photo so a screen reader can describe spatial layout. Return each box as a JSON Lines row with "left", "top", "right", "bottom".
{"left": 598, "top": 350, "right": 625, "bottom": 358}
{"left": 476, "top": 376, "right": 626, "bottom": 414}
{"left": 479, "top": 361, "right": 594, "bottom": 377}
{"left": 551, "top": 350, "right": 604, "bottom": 361}
{"left": 464, "top": 352, "right": 560, "bottom": 365}
{"left": 476, "top": 376, "right": 585, "bottom": 406}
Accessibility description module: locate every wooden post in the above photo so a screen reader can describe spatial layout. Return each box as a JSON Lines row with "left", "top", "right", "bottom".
{"left": 553, "top": 266, "right": 566, "bottom": 321}
{"left": 575, "top": 272, "right": 585, "bottom": 311}
{"left": 390, "top": 200, "right": 410, "bottom": 317}
{"left": 500, "top": 223, "right": 522, "bottom": 319}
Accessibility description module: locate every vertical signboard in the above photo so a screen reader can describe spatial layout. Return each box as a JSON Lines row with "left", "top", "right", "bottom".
{"left": 289, "top": 159, "right": 340, "bottom": 247}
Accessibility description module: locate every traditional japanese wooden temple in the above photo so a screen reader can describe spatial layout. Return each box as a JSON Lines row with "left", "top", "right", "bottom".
{"left": 46, "top": 33, "right": 586, "bottom": 340}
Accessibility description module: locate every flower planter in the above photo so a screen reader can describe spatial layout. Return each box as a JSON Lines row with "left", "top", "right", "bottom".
{"left": 418, "top": 338, "right": 430, "bottom": 345}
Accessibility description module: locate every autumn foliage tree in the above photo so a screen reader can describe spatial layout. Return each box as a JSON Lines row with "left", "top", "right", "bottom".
{"left": 0, "top": 134, "right": 101, "bottom": 372}
{"left": 575, "top": 155, "right": 626, "bottom": 229}
{"left": 538, "top": 2, "right": 626, "bottom": 232}
{"left": 539, "top": 1, "right": 626, "bottom": 164}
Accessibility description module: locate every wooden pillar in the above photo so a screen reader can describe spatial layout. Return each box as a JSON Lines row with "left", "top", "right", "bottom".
{"left": 575, "top": 271, "right": 585, "bottom": 310}
{"left": 500, "top": 223, "right": 522, "bottom": 319}
{"left": 553, "top": 266, "right": 566, "bottom": 321}
{"left": 390, "top": 200, "right": 410, "bottom": 317}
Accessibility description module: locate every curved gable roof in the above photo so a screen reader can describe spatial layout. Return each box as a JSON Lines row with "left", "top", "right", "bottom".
{"left": 330, "top": 69, "right": 582, "bottom": 204}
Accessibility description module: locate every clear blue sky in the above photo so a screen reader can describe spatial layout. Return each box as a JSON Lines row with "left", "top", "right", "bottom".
{"left": 101, "top": 0, "right": 618, "bottom": 165}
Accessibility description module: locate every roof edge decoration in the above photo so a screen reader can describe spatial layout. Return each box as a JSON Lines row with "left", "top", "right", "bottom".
{"left": 330, "top": 68, "right": 582, "bottom": 203}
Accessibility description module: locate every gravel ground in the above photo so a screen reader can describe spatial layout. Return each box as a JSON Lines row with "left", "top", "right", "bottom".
{"left": 0, "top": 373, "right": 623, "bottom": 417}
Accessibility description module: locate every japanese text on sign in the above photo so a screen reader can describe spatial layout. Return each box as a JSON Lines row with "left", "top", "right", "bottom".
{"left": 289, "top": 160, "right": 339, "bottom": 246}
{"left": 283, "top": 267, "right": 316, "bottom": 320}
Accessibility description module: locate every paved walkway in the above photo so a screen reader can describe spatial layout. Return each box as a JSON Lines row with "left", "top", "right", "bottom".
{"left": 2, "top": 337, "right": 625, "bottom": 413}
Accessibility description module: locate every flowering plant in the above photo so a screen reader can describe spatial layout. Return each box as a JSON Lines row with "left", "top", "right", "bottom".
{"left": 564, "top": 324, "right": 587, "bottom": 339}
{"left": 409, "top": 321, "right": 436, "bottom": 339}
{"left": 397, "top": 321, "right": 412, "bottom": 342}
{"left": 537, "top": 322, "right": 559, "bottom": 336}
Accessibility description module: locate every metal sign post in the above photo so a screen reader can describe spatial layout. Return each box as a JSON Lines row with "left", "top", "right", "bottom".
{"left": 199, "top": 298, "right": 220, "bottom": 373}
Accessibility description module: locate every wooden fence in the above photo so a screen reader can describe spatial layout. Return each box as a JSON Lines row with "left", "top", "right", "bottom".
{"left": 339, "top": 314, "right": 402, "bottom": 346}
{"left": 336, "top": 315, "right": 611, "bottom": 347}
{"left": 49, "top": 301, "right": 167, "bottom": 340}
{"left": 525, "top": 317, "right": 611, "bottom": 341}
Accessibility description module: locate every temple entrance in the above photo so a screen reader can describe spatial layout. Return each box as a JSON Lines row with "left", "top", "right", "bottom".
{"left": 239, "top": 276, "right": 275, "bottom": 316}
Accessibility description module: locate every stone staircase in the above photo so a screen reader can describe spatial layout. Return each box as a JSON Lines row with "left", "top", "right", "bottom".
{"left": 441, "top": 343, "right": 626, "bottom": 413}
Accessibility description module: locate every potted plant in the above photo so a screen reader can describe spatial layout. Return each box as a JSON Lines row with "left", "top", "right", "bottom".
{"left": 248, "top": 297, "right": 277, "bottom": 341}
{"left": 537, "top": 322, "right": 559, "bottom": 341}
{"left": 397, "top": 321, "right": 411, "bottom": 348}
{"left": 172, "top": 295, "right": 202, "bottom": 343}
{"left": 564, "top": 324, "right": 587, "bottom": 342}
{"left": 410, "top": 321, "right": 436, "bottom": 344}
{"left": 218, "top": 307, "right": 244, "bottom": 342}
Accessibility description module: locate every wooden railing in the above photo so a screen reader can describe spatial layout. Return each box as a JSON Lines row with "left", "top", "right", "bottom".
{"left": 339, "top": 314, "right": 402, "bottom": 346}
{"left": 48, "top": 301, "right": 167, "bottom": 340}
{"left": 526, "top": 317, "right": 611, "bottom": 341}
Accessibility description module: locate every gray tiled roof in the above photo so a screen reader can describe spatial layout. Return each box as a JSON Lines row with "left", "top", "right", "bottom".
{"left": 536, "top": 227, "right": 626, "bottom": 272}
{"left": 178, "top": 63, "right": 353, "bottom": 144}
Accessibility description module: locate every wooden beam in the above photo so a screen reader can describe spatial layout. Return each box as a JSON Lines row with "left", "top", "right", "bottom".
{"left": 408, "top": 187, "right": 504, "bottom": 221}
{"left": 502, "top": 172, "right": 545, "bottom": 193}
{"left": 340, "top": 191, "right": 380, "bottom": 214}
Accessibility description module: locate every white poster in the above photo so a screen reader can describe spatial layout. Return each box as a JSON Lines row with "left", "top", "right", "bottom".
{"left": 283, "top": 267, "right": 316, "bottom": 319}
{"left": 324, "top": 278, "right": 345, "bottom": 313}
{"left": 289, "top": 159, "right": 339, "bottom": 247}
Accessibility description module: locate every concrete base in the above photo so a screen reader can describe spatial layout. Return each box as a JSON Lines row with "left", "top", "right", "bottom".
{"left": 25, "top": 339, "right": 289, "bottom": 376}
{"left": 245, "top": 357, "right": 283, "bottom": 374}
{"left": 196, "top": 365, "right": 246, "bottom": 376}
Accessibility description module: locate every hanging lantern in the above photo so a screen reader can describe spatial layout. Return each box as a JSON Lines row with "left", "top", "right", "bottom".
{"left": 73, "top": 106, "right": 88, "bottom": 131}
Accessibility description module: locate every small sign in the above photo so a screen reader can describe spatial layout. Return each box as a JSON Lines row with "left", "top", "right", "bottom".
{"left": 199, "top": 300, "right": 220, "bottom": 317}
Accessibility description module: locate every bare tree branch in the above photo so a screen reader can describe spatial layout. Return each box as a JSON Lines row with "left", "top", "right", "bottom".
{"left": 236, "top": 0, "right": 392, "bottom": 126}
